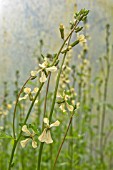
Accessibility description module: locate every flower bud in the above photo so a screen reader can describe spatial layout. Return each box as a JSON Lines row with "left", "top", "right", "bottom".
{"left": 59, "top": 24, "right": 64, "bottom": 40}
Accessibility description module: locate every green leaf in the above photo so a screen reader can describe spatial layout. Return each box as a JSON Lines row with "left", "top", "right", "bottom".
{"left": 0, "top": 130, "right": 13, "bottom": 139}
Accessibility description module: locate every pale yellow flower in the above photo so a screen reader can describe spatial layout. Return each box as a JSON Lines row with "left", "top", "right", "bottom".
{"left": 38, "top": 118, "right": 60, "bottom": 144}
{"left": 30, "top": 58, "right": 57, "bottom": 83}
{"left": 39, "top": 66, "right": 57, "bottom": 83}
{"left": 39, "top": 71, "right": 47, "bottom": 83}
{"left": 57, "top": 91, "right": 74, "bottom": 112}
{"left": 20, "top": 125, "right": 37, "bottom": 148}
{"left": 32, "top": 87, "right": 39, "bottom": 93}
{"left": 30, "top": 70, "right": 38, "bottom": 77}
{"left": 24, "top": 87, "right": 31, "bottom": 94}
{"left": 76, "top": 102, "right": 80, "bottom": 109}
{"left": 77, "top": 34, "right": 86, "bottom": 44}
{"left": 19, "top": 87, "right": 39, "bottom": 102}
{"left": 7, "top": 104, "right": 12, "bottom": 110}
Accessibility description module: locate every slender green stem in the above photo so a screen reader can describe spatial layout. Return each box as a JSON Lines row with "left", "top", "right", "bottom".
{"left": 42, "top": 73, "right": 51, "bottom": 129}
{"left": 49, "top": 53, "right": 66, "bottom": 122}
{"left": 37, "top": 143, "right": 44, "bottom": 170}
{"left": 13, "top": 76, "right": 31, "bottom": 139}
{"left": 8, "top": 140, "right": 17, "bottom": 170}
{"left": 37, "top": 74, "right": 51, "bottom": 170}
{"left": 37, "top": 48, "right": 69, "bottom": 170}
{"left": 37, "top": 24, "right": 77, "bottom": 170}
{"left": 52, "top": 111, "right": 74, "bottom": 170}
{"left": 100, "top": 25, "right": 110, "bottom": 162}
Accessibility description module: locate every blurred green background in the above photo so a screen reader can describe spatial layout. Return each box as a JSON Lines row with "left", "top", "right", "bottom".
{"left": 0, "top": 0, "right": 113, "bottom": 95}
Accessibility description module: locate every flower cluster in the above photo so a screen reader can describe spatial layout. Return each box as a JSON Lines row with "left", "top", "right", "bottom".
{"left": 19, "top": 87, "right": 39, "bottom": 102}
{"left": 57, "top": 90, "right": 74, "bottom": 112}
{"left": 31, "top": 57, "right": 57, "bottom": 83}
{"left": 20, "top": 118, "right": 60, "bottom": 148}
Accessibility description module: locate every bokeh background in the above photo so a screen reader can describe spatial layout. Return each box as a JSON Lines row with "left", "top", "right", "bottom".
{"left": 0, "top": 0, "right": 113, "bottom": 96}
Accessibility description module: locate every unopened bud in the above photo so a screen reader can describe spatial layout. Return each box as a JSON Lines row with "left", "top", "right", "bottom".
{"left": 59, "top": 24, "right": 64, "bottom": 40}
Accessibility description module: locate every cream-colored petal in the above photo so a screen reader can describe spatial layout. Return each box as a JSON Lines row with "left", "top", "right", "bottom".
{"left": 39, "top": 60, "right": 48, "bottom": 68}
{"left": 46, "top": 66, "right": 57, "bottom": 72}
{"left": 76, "top": 102, "right": 80, "bottom": 109}
{"left": 20, "top": 138, "right": 30, "bottom": 148}
{"left": 32, "top": 87, "right": 39, "bottom": 93}
{"left": 57, "top": 92, "right": 62, "bottom": 98}
{"left": 43, "top": 118, "right": 49, "bottom": 126}
{"left": 30, "top": 70, "right": 38, "bottom": 77}
{"left": 50, "top": 120, "right": 60, "bottom": 128}
{"left": 19, "top": 94, "right": 28, "bottom": 101}
{"left": 39, "top": 63, "right": 46, "bottom": 68}
{"left": 7, "top": 104, "right": 12, "bottom": 110}
{"left": 22, "top": 125, "right": 31, "bottom": 135}
{"left": 39, "top": 72, "right": 47, "bottom": 83}
{"left": 66, "top": 102, "right": 74, "bottom": 112}
{"left": 45, "top": 130, "right": 53, "bottom": 144}
{"left": 38, "top": 129, "right": 47, "bottom": 143}
{"left": 32, "top": 140, "right": 37, "bottom": 148}
{"left": 59, "top": 103, "right": 66, "bottom": 112}
{"left": 64, "top": 95, "right": 69, "bottom": 101}
{"left": 34, "top": 99, "right": 38, "bottom": 104}
{"left": 24, "top": 87, "right": 31, "bottom": 94}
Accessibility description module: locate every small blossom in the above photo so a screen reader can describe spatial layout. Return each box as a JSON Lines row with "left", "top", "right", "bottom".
{"left": 19, "top": 94, "right": 28, "bottom": 101}
{"left": 24, "top": 87, "right": 31, "bottom": 94}
{"left": 76, "top": 102, "right": 80, "bottom": 109}
{"left": 57, "top": 91, "right": 74, "bottom": 112}
{"left": 59, "top": 103, "right": 66, "bottom": 112}
{"left": 38, "top": 118, "right": 60, "bottom": 144}
{"left": 32, "top": 87, "right": 39, "bottom": 93}
{"left": 19, "top": 87, "right": 39, "bottom": 102}
{"left": 39, "top": 65, "right": 57, "bottom": 83}
{"left": 30, "top": 57, "right": 57, "bottom": 83}
{"left": 46, "top": 66, "right": 57, "bottom": 72}
{"left": 7, "top": 104, "right": 12, "bottom": 110}
{"left": 40, "top": 71, "right": 47, "bottom": 83}
{"left": 77, "top": 34, "right": 86, "bottom": 44}
{"left": 20, "top": 125, "right": 37, "bottom": 148}
{"left": 30, "top": 70, "right": 38, "bottom": 77}
{"left": 66, "top": 102, "right": 74, "bottom": 111}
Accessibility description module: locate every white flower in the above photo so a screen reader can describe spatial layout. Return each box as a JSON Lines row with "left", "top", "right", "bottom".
{"left": 39, "top": 71, "right": 47, "bottom": 83}
{"left": 76, "top": 102, "right": 80, "bottom": 109}
{"left": 30, "top": 58, "right": 57, "bottom": 83}
{"left": 57, "top": 91, "right": 74, "bottom": 112}
{"left": 19, "top": 87, "right": 39, "bottom": 102}
{"left": 59, "top": 103, "right": 66, "bottom": 112}
{"left": 77, "top": 34, "right": 87, "bottom": 44}
{"left": 32, "top": 87, "right": 39, "bottom": 93}
{"left": 20, "top": 125, "right": 37, "bottom": 148}
{"left": 46, "top": 66, "right": 57, "bottom": 72}
{"left": 30, "top": 70, "right": 38, "bottom": 77}
{"left": 39, "top": 66, "right": 57, "bottom": 83}
{"left": 39, "top": 57, "right": 48, "bottom": 69}
{"left": 24, "top": 87, "right": 31, "bottom": 94}
{"left": 38, "top": 118, "right": 60, "bottom": 144}
{"left": 7, "top": 104, "right": 12, "bottom": 110}
{"left": 39, "top": 58, "right": 57, "bottom": 83}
